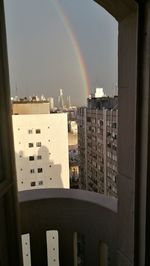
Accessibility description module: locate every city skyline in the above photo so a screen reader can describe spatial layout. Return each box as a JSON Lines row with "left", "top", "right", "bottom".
{"left": 5, "top": 0, "right": 118, "bottom": 106}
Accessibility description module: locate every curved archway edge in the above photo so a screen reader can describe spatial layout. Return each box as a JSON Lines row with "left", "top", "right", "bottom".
{"left": 95, "top": 0, "right": 137, "bottom": 21}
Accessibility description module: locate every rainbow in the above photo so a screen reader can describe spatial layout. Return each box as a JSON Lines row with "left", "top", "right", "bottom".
{"left": 51, "top": 0, "right": 90, "bottom": 97}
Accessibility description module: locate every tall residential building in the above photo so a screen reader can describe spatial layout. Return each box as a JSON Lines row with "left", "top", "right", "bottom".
{"left": 77, "top": 96, "right": 118, "bottom": 198}
{"left": 12, "top": 101, "right": 69, "bottom": 191}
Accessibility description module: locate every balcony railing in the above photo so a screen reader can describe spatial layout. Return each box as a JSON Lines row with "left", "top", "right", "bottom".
{"left": 19, "top": 189, "right": 117, "bottom": 266}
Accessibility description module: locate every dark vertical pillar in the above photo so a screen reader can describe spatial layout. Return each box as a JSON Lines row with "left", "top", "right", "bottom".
{"left": 84, "top": 235, "right": 99, "bottom": 266}
{"left": 135, "top": 1, "right": 150, "bottom": 265}
{"left": 0, "top": 1, "right": 23, "bottom": 265}
{"left": 59, "top": 230, "right": 74, "bottom": 266}
{"left": 30, "top": 230, "right": 47, "bottom": 266}
{"left": 0, "top": 199, "right": 9, "bottom": 266}
{"left": 118, "top": 10, "right": 138, "bottom": 266}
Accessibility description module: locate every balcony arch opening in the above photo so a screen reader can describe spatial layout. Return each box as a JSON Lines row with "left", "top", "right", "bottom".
{"left": 0, "top": 0, "right": 145, "bottom": 266}
{"left": 4, "top": 0, "right": 119, "bottom": 200}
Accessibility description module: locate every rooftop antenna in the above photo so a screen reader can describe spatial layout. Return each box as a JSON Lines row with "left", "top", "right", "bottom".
{"left": 112, "top": 81, "right": 118, "bottom": 96}
{"left": 15, "top": 83, "right": 18, "bottom": 96}
{"left": 96, "top": 74, "right": 98, "bottom": 88}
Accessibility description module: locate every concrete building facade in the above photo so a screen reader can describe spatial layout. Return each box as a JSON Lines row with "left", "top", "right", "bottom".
{"left": 77, "top": 98, "right": 118, "bottom": 198}
{"left": 12, "top": 113, "right": 69, "bottom": 191}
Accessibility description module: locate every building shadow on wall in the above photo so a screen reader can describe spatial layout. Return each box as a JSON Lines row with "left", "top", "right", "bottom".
{"left": 15, "top": 145, "right": 64, "bottom": 190}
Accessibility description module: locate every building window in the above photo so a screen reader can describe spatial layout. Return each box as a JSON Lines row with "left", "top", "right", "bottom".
{"left": 31, "top": 181, "right": 36, "bottom": 187}
{"left": 38, "top": 168, "right": 43, "bottom": 173}
{"left": 39, "top": 181, "right": 43, "bottom": 185}
{"left": 87, "top": 117, "right": 91, "bottom": 122}
{"left": 28, "top": 143, "right": 34, "bottom": 148}
{"left": 112, "top": 122, "right": 117, "bottom": 128}
{"left": 37, "top": 155, "right": 42, "bottom": 160}
{"left": 36, "top": 129, "right": 41, "bottom": 134}
{"left": 28, "top": 129, "right": 33, "bottom": 134}
{"left": 30, "top": 169, "right": 35, "bottom": 173}
{"left": 36, "top": 142, "right": 41, "bottom": 147}
{"left": 29, "top": 156, "right": 34, "bottom": 161}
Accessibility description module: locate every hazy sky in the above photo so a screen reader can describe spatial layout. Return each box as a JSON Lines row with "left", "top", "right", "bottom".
{"left": 4, "top": 0, "right": 118, "bottom": 106}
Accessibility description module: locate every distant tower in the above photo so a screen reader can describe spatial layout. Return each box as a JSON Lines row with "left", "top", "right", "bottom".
{"left": 58, "top": 89, "right": 64, "bottom": 109}
{"left": 60, "top": 89, "right": 63, "bottom": 96}
{"left": 15, "top": 83, "right": 18, "bottom": 93}
{"left": 114, "top": 83, "right": 118, "bottom": 96}
{"left": 41, "top": 94, "right": 46, "bottom": 101}
{"left": 67, "top": 96, "right": 71, "bottom": 109}
{"left": 49, "top": 97, "right": 54, "bottom": 111}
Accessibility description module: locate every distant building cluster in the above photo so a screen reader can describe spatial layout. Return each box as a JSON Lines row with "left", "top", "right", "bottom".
{"left": 77, "top": 88, "right": 118, "bottom": 198}
{"left": 11, "top": 89, "right": 76, "bottom": 113}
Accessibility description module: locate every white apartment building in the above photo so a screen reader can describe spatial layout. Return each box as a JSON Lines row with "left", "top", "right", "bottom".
{"left": 12, "top": 113, "right": 69, "bottom": 191}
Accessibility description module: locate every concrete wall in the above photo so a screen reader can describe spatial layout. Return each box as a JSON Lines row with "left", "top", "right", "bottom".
{"left": 12, "top": 102, "right": 50, "bottom": 114}
{"left": 19, "top": 189, "right": 117, "bottom": 266}
{"left": 12, "top": 114, "right": 69, "bottom": 190}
